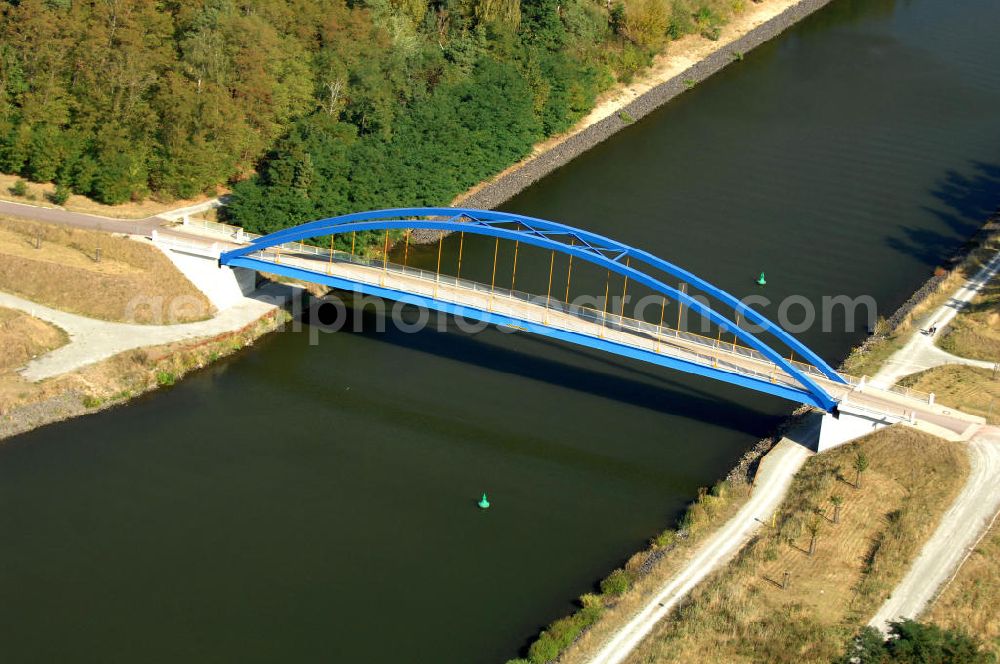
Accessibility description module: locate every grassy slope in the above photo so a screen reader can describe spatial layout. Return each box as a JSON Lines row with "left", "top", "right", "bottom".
{"left": 841, "top": 269, "right": 966, "bottom": 378}
{"left": 913, "top": 241, "right": 1000, "bottom": 657}
{"left": 938, "top": 242, "right": 1000, "bottom": 362}
{"left": 925, "top": 518, "right": 1000, "bottom": 659}
{"left": 547, "top": 483, "right": 751, "bottom": 664}
{"left": 842, "top": 231, "right": 1000, "bottom": 378}
{"left": 899, "top": 365, "right": 999, "bottom": 425}
{"left": 0, "top": 216, "right": 211, "bottom": 323}
{"left": 896, "top": 238, "right": 1000, "bottom": 424}
{"left": 625, "top": 427, "right": 968, "bottom": 664}
{"left": 0, "top": 308, "right": 287, "bottom": 439}
{"left": 0, "top": 308, "right": 67, "bottom": 372}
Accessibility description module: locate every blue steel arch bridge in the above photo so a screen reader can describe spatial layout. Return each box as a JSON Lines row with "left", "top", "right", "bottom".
{"left": 220, "top": 207, "right": 854, "bottom": 411}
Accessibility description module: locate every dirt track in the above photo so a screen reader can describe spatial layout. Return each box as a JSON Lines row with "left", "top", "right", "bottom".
{"left": 868, "top": 426, "right": 1000, "bottom": 632}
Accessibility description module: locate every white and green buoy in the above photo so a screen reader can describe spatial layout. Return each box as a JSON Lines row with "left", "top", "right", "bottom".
{"left": 478, "top": 492, "right": 491, "bottom": 509}
{"left": 756, "top": 272, "right": 767, "bottom": 286}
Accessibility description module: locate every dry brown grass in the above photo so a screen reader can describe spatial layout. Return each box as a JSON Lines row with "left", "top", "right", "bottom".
{"left": 0, "top": 173, "right": 225, "bottom": 219}
{"left": 0, "top": 308, "right": 67, "bottom": 372}
{"left": 925, "top": 518, "right": 1000, "bottom": 658}
{"left": 0, "top": 216, "right": 212, "bottom": 323}
{"left": 899, "top": 365, "right": 1000, "bottom": 425}
{"left": 625, "top": 427, "right": 969, "bottom": 664}
{"left": 938, "top": 256, "right": 1000, "bottom": 362}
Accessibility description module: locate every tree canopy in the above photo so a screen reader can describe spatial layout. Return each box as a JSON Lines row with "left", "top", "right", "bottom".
{"left": 842, "top": 621, "right": 996, "bottom": 664}
{"left": 0, "top": 0, "right": 738, "bottom": 227}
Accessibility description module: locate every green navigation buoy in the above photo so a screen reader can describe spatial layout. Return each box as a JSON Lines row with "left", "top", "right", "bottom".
{"left": 478, "top": 493, "right": 491, "bottom": 509}
{"left": 756, "top": 272, "right": 767, "bottom": 286}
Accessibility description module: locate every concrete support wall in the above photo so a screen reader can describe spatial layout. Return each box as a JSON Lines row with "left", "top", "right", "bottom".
{"left": 817, "top": 405, "right": 901, "bottom": 452}
{"left": 153, "top": 241, "right": 255, "bottom": 311}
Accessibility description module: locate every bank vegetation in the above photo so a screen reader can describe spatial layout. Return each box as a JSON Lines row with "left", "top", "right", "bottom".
{"left": 0, "top": 308, "right": 289, "bottom": 441}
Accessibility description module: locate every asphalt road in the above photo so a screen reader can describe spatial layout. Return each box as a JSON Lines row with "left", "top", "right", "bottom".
{"left": 0, "top": 199, "right": 164, "bottom": 236}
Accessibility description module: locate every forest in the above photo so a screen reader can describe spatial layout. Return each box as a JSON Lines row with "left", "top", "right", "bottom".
{"left": 0, "top": 0, "right": 740, "bottom": 243}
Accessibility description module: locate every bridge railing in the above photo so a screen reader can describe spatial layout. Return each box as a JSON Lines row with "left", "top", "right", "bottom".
{"left": 258, "top": 244, "right": 937, "bottom": 403}
{"left": 193, "top": 228, "right": 855, "bottom": 380}
{"left": 882, "top": 382, "right": 932, "bottom": 403}
{"left": 181, "top": 217, "right": 260, "bottom": 242}
{"left": 201, "top": 222, "right": 933, "bottom": 402}
{"left": 245, "top": 245, "right": 804, "bottom": 388}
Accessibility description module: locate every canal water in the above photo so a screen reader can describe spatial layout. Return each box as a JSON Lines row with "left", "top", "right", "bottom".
{"left": 2, "top": 0, "right": 999, "bottom": 661}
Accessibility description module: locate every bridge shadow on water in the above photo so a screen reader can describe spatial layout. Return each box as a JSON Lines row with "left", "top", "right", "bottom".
{"left": 334, "top": 303, "right": 788, "bottom": 438}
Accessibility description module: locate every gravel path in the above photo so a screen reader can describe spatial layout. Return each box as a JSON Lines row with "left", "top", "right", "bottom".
{"left": 0, "top": 289, "right": 281, "bottom": 381}
{"left": 587, "top": 434, "right": 814, "bottom": 664}
{"left": 587, "top": 249, "right": 1000, "bottom": 663}
{"left": 872, "top": 250, "right": 1000, "bottom": 388}
{"left": 868, "top": 426, "right": 1000, "bottom": 632}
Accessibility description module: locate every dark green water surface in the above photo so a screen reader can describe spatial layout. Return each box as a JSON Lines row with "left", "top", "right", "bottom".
{"left": 2, "top": 0, "right": 1000, "bottom": 661}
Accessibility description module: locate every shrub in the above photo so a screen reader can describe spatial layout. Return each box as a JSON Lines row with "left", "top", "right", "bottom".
{"left": 653, "top": 529, "right": 676, "bottom": 548}
{"left": 527, "top": 634, "right": 561, "bottom": 663}
{"left": 155, "top": 370, "right": 176, "bottom": 386}
{"left": 600, "top": 568, "right": 631, "bottom": 596}
{"left": 694, "top": 7, "right": 723, "bottom": 40}
{"left": 81, "top": 394, "right": 103, "bottom": 409}
{"left": 580, "top": 592, "right": 603, "bottom": 613}
{"left": 618, "top": 110, "right": 635, "bottom": 124}
{"left": 9, "top": 179, "right": 28, "bottom": 196}
{"left": 615, "top": 42, "right": 649, "bottom": 83}
{"left": 48, "top": 184, "right": 71, "bottom": 205}
{"left": 524, "top": 596, "right": 604, "bottom": 664}
{"left": 873, "top": 315, "right": 891, "bottom": 336}
{"left": 622, "top": 0, "right": 669, "bottom": 50}
{"left": 841, "top": 621, "right": 993, "bottom": 664}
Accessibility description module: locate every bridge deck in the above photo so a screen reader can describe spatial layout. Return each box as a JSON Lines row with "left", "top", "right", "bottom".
{"left": 246, "top": 245, "right": 816, "bottom": 389}
{"left": 158, "top": 225, "right": 982, "bottom": 439}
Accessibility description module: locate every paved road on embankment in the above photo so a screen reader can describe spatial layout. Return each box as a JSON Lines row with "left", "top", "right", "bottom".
{"left": 0, "top": 200, "right": 164, "bottom": 235}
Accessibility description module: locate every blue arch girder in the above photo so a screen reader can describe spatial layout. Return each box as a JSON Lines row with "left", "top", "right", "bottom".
{"left": 220, "top": 208, "right": 844, "bottom": 411}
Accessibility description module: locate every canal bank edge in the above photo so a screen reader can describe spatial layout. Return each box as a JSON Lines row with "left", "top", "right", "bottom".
{"left": 0, "top": 308, "right": 290, "bottom": 442}
{"left": 509, "top": 211, "right": 1000, "bottom": 664}
{"left": 429, "top": 0, "right": 838, "bottom": 232}
{"left": 842, "top": 210, "right": 1000, "bottom": 376}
